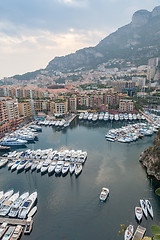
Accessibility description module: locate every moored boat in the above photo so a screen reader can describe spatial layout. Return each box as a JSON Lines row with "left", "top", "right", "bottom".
{"left": 135, "top": 207, "right": 143, "bottom": 222}
{"left": 145, "top": 199, "right": 153, "bottom": 218}
{"left": 0, "top": 159, "right": 8, "bottom": 168}
{"left": 124, "top": 225, "right": 134, "bottom": 240}
{"left": 0, "top": 192, "right": 19, "bottom": 216}
{"left": 8, "top": 192, "right": 29, "bottom": 218}
{"left": 140, "top": 199, "right": 148, "bottom": 218}
{"left": 99, "top": 187, "right": 109, "bottom": 201}
{"left": 75, "top": 163, "right": 82, "bottom": 176}
{"left": 18, "top": 191, "right": 37, "bottom": 219}
{"left": 28, "top": 206, "right": 37, "bottom": 218}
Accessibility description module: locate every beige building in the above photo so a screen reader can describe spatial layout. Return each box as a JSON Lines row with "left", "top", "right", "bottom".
{"left": 54, "top": 100, "right": 68, "bottom": 115}
{"left": 119, "top": 99, "right": 134, "bottom": 112}
{"left": 18, "top": 102, "right": 31, "bottom": 117}
{"left": 5, "top": 99, "right": 19, "bottom": 121}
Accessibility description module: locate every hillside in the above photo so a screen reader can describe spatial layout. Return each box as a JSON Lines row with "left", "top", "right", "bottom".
{"left": 8, "top": 5, "right": 160, "bottom": 81}
{"left": 139, "top": 129, "right": 160, "bottom": 180}
{"left": 46, "top": 6, "right": 160, "bottom": 73}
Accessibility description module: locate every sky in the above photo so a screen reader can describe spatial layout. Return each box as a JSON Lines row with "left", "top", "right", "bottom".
{"left": 0, "top": 0, "right": 160, "bottom": 79}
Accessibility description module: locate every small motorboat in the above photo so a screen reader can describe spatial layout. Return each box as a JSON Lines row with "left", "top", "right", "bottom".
{"left": 62, "top": 162, "right": 70, "bottom": 176}
{"left": 48, "top": 162, "right": 56, "bottom": 175}
{"left": 28, "top": 206, "right": 37, "bottom": 218}
{"left": 124, "top": 225, "right": 134, "bottom": 240}
{"left": 0, "top": 192, "right": 19, "bottom": 216}
{"left": 25, "top": 160, "right": 33, "bottom": 171}
{"left": 135, "top": 207, "right": 143, "bottom": 222}
{"left": 0, "top": 159, "right": 8, "bottom": 168}
{"left": 69, "top": 163, "right": 75, "bottom": 174}
{"left": 145, "top": 200, "right": 153, "bottom": 218}
{"left": 140, "top": 199, "right": 147, "bottom": 218}
{"left": 11, "top": 161, "right": 20, "bottom": 171}
{"left": 17, "top": 160, "right": 27, "bottom": 172}
{"left": 99, "top": 187, "right": 109, "bottom": 201}
{"left": 75, "top": 163, "right": 82, "bottom": 176}
{"left": 0, "top": 190, "right": 14, "bottom": 205}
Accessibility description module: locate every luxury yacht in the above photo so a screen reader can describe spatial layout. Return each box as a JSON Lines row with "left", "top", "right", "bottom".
{"left": 0, "top": 192, "right": 19, "bottom": 216}
{"left": 1, "top": 138, "right": 27, "bottom": 146}
{"left": 11, "top": 161, "right": 20, "bottom": 171}
{"left": 8, "top": 192, "right": 29, "bottom": 218}
{"left": 18, "top": 192, "right": 37, "bottom": 219}
{"left": 17, "top": 160, "right": 28, "bottom": 172}
{"left": 0, "top": 190, "right": 14, "bottom": 205}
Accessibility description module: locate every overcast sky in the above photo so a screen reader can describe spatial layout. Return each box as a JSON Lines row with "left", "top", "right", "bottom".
{"left": 0, "top": 0, "right": 160, "bottom": 79}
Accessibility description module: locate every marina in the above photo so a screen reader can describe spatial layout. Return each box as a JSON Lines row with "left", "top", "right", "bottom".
{"left": 0, "top": 117, "right": 159, "bottom": 239}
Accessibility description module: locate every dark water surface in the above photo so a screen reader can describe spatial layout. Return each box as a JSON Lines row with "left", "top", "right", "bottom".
{"left": 0, "top": 118, "right": 160, "bottom": 240}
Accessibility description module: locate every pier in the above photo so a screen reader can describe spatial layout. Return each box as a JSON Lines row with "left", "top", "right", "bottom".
{"left": 132, "top": 225, "right": 146, "bottom": 240}
{"left": 0, "top": 217, "right": 33, "bottom": 234}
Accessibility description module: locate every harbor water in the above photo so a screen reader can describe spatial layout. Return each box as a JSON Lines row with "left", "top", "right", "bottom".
{"left": 0, "top": 118, "right": 160, "bottom": 240}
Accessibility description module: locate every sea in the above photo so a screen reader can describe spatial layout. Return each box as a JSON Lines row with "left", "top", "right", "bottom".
{"left": 0, "top": 118, "right": 160, "bottom": 240}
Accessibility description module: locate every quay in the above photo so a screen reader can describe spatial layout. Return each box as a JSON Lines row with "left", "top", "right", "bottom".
{"left": 132, "top": 225, "right": 146, "bottom": 240}
{"left": 66, "top": 114, "right": 77, "bottom": 124}
{"left": 0, "top": 217, "right": 33, "bottom": 234}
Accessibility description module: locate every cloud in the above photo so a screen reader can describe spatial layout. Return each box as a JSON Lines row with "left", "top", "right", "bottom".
{"left": 0, "top": 22, "right": 109, "bottom": 79}
{"left": 58, "top": 0, "right": 88, "bottom": 7}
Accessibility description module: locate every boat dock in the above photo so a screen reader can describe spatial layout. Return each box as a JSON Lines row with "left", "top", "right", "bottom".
{"left": 0, "top": 217, "right": 33, "bottom": 234}
{"left": 132, "top": 225, "right": 146, "bottom": 240}
{"left": 66, "top": 114, "right": 77, "bottom": 124}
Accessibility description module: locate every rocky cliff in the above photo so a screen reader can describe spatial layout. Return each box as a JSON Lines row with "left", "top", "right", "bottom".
{"left": 46, "top": 5, "right": 160, "bottom": 72}
{"left": 139, "top": 129, "right": 160, "bottom": 180}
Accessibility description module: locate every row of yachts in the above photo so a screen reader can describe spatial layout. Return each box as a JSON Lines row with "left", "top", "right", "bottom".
{"left": 0, "top": 190, "right": 37, "bottom": 219}
{"left": 79, "top": 112, "right": 146, "bottom": 121}
{"left": 1, "top": 148, "right": 87, "bottom": 176}
{"left": 0, "top": 124, "right": 42, "bottom": 146}
{"left": 105, "top": 122, "right": 160, "bottom": 143}
{"left": 38, "top": 119, "right": 70, "bottom": 128}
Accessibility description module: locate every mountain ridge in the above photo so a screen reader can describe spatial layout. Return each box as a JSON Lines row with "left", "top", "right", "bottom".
{"left": 8, "top": 5, "right": 160, "bottom": 81}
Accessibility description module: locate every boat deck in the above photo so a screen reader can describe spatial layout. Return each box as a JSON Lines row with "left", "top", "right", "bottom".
{"left": 132, "top": 225, "right": 146, "bottom": 240}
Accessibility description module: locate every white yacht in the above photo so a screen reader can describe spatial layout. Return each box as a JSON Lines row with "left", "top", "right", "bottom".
{"left": 48, "top": 162, "right": 56, "bottom": 175}
{"left": 8, "top": 161, "right": 15, "bottom": 170}
{"left": 11, "top": 161, "right": 20, "bottom": 171}
{"left": 37, "top": 161, "right": 44, "bottom": 171}
{"left": 99, "top": 187, "right": 109, "bottom": 201}
{"left": 25, "top": 160, "right": 33, "bottom": 171}
{"left": 145, "top": 199, "right": 153, "bottom": 218}
{"left": 88, "top": 113, "right": 93, "bottom": 121}
{"left": 31, "top": 161, "right": 39, "bottom": 172}
{"left": 78, "top": 152, "right": 87, "bottom": 164}
{"left": 55, "top": 161, "right": 64, "bottom": 174}
{"left": 135, "top": 206, "right": 143, "bottom": 222}
{"left": 75, "top": 163, "right": 82, "bottom": 176}
{"left": 0, "top": 190, "right": 14, "bottom": 205}
{"left": 79, "top": 113, "right": 84, "bottom": 120}
{"left": 109, "top": 114, "right": 114, "bottom": 121}
{"left": 8, "top": 192, "right": 29, "bottom": 218}
{"left": 17, "top": 160, "right": 28, "bottom": 172}
{"left": 0, "top": 159, "right": 8, "bottom": 168}
{"left": 18, "top": 191, "right": 37, "bottom": 219}
{"left": 0, "top": 192, "right": 19, "bottom": 216}
{"left": 104, "top": 112, "right": 109, "bottom": 121}
{"left": 1, "top": 138, "right": 27, "bottom": 146}
{"left": 140, "top": 199, "right": 148, "bottom": 218}
{"left": 83, "top": 112, "right": 89, "bottom": 120}
{"left": 92, "top": 113, "right": 98, "bottom": 122}
{"left": 69, "top": 163, "right": 75, "bottom": 174}
{"left": 114, "top": 114, "right": 119, "bottom": 121}
{"left": 128, "top": 113, "right": 133, "bottom": 121}
{"left": 41, "top": 159, "right": 51, "bottom": 174}
{"left": 62, "top": 162, "right": 70, "bottom": 175}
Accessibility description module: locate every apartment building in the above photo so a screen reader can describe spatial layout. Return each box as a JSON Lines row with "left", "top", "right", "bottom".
{"left": 54, "top": 100, "right": 68, "bottom": 115}
{"left": 18, "top": 101, "right": 31, "bottom": 117}
{"left": 119, "top": 99, "right": 134, "bottom": 112}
